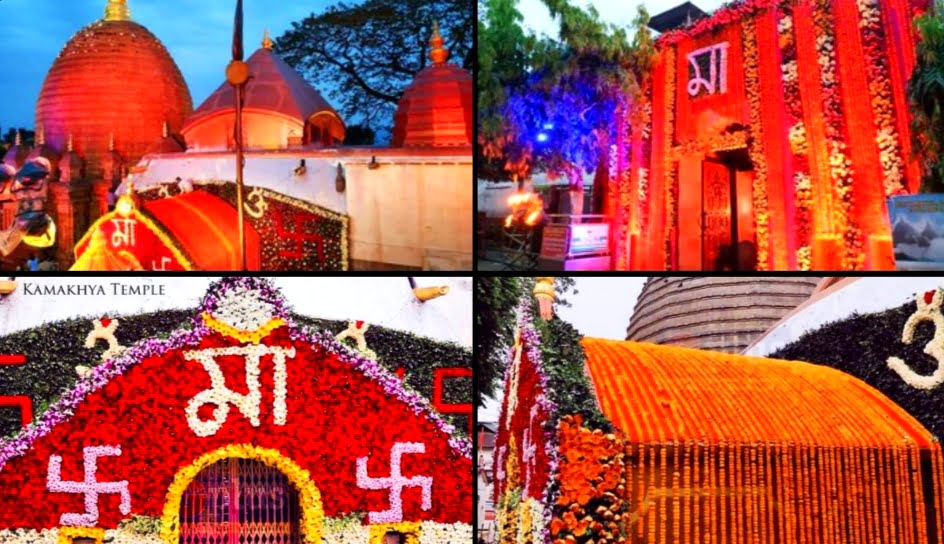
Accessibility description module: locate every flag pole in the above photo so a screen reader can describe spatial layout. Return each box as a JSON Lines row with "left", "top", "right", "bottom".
{"left": 227, "top": 0, "right": 249, "bottom": 271}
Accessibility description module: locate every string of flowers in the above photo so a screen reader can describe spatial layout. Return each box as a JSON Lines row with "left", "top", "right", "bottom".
{"left": 812, "top": 0, "right": 862, "bottom": 269}
{"left": 742, "top": 18, "right": 771, "bottom": 270}
{"left": 657, "top": 0, "right": 780, "bottom": 46}
{"left": 663, "top": 45, "right": 678, "bottom": 270}
{"left": 777, "top": 6, "right": 814, "bottom": 270}
{"left": 855, "top": 0, "right": 908, "bottom": 197}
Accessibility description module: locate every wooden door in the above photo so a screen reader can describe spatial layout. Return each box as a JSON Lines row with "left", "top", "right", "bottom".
{"left": 180, "top": 458, "right": 301, "bottom": 544}
{"left": 702, "top": 160, "right": 735, "bottom": 270}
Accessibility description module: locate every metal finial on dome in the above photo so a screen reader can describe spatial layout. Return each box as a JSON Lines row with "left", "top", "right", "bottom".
{"left": 162, "top": 121, "right": 169, "bottom": 138}
{"left": 14, "top": 130, "right": 21, "bottom": 147}
{"left": 67, "top": 133, "right": 74, "bottom": 152}
{"left": 104, "top": 0, "right": 131, "bottom": 21}
{"left": 109, "top": 133, "right": 115, "bottom": 151}
{"left": 36, "top": 125, "right": 45, "bottom": 146}
{"left": 262, "top": 28, "right": 274, "bottom": 50}
{"left": 429, "top": 21, "right": 449, "bottom": 65}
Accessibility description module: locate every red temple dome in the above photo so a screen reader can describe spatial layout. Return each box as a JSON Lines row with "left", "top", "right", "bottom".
{"left": 392, "top": 24, "right": 472, "bottom": 148}
{"left": 35, "top": 0, "right": 193, "bottom": 180}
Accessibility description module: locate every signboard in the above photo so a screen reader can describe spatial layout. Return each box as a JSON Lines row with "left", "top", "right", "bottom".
{"left": 540, "top": 224, "right": 569, "bottom": 259}
{"left": 569, "top": 224, "right": 609, "bottom": 256}
{"left": 540, "top": 223, "right": 610, "bottom": 259}
{"left": 889, "top": 195, "right": 944, "bottom": 270}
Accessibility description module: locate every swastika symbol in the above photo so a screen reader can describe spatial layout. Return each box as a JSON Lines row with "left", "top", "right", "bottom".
{"left": 356, "top": 442, "right": 433, "bottom": 523}
{"left": 47, "top": 445, "right": 131, "bottom": 526}
{"left": 275, "top": 210, "right": 324, "bottom": 260}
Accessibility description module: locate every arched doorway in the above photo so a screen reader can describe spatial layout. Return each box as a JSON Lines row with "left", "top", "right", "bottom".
{"left": 179, "top": 457, "right": 301, "bottom": 544}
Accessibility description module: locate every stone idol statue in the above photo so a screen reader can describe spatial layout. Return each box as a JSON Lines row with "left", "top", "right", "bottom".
{"left": 0, "top": 157, "right": 56, "bottom": 257}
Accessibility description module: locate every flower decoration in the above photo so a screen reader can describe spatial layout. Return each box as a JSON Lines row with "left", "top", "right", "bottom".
{"left": 200, "top": 281, "right": 287, "bottom": 344}
{"left": 368, "top": 521, "right": 420, "bottom": 544}
{"left": 57, "top": 527, "right": 104, "bottom": 544}
{"left": 47, "top": 446, "right": 131, "bottom": 527}
{"left": 160, "top": 444, "right": 323, "bottom": 544}
{"left": 85, "top": 318, "right": 126, "bottom": 362}
{"left": 336, "top": 320, "right": 377, "bottom": 359}
{"left": 663, "top": 45, "right": 678, "bottom": 270}
{"left": 356, "top": 442, "right": 433, "bottom": 524}
{"left": 742, "top": 18, "right": 771, "bottom": 269}
{"left": 888, "top": 289, "right": 944, "bottom": 389}
{"left": 183, "top": 345, "right": 295, "bottom": 437}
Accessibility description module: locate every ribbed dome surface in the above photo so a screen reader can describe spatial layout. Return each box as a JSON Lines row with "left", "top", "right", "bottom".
{"left": 625, "top": 276, "right": 821, "bottom": 353}
{"left": 392, "top": 63, "right": 472, "bottom": 147}
{"left": 36, "top": 18, "right": 192, "bottom": 179}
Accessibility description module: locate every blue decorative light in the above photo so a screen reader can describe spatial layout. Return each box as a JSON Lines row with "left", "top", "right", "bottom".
{"left": 536, "top": 132, "right": 549, "bottom": 143}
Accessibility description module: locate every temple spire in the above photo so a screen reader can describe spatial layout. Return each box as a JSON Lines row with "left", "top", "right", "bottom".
{"left": 262, "top": 28, "right": 274, "bottom": 50}
{"left": 104, "top": 0, "right": 131, "bottom": 21}
{"left": 14, "top": 130, "right": 21, "bottom": 147}
{"left": 36, "top": 125, "right": 45, "bottom": 146}
{"left": 428, "top": 21, "right": 449, "bottom": 65}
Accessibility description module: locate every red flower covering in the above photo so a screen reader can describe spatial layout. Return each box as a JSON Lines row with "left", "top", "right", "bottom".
{"left": 494, "top": 341, "right": 552, "bottom": 503}
{"left": 0, "top": 326, "right": 470, "bottom": 529}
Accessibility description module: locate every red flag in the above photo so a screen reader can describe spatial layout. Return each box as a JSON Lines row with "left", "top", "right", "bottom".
{"left": 232, "top": 0, "right": 244, "bottom": 61}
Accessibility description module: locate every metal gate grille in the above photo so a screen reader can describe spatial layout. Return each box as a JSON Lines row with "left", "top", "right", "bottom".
{"left": 180, "top": 458, "right": 301, "bottom": 544}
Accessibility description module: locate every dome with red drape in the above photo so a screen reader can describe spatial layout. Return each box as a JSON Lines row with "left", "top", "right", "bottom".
{"left": 72, "top": 192, "right": 261, "bottom": 271}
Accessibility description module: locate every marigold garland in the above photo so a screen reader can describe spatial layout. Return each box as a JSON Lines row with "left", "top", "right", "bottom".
{"left": 777, "top": 7, "right": 814, "bottom": 266}
{"left": 742, "top": 18, "right": 771, "bottom": 270}
{"left": 369, "top": 521, "right": 421, "bottom": 544}
{"left": 159, "top": 444, "right": 324, "bottom": 544}
{"left": 812, "top": 0, "right": 863, "bottom": 269}
{"left": 201, "top": 312, "right": 286, "bottom": 344}
{"left": 57, "top": 527, "right": 104, "bottom": 544}
{"left": 663, "top": 46, "right": 678, "bottom": 271}
{"left": 855, "top": 0, "right": 908, "bottom": 197}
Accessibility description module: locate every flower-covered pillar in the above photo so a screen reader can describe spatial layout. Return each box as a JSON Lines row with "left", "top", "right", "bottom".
{"left": 833, "top": 0, "right": 894, "bottom": 269}
{"left": 753, "top": 7, "right": 792, "bottom": 270}
{"left": 645, "top": 45, "right": 672, "bottom": 270}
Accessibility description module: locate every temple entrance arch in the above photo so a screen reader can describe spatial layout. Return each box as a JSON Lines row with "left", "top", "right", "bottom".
{"left": 161, "top": 444, "right": 324, "bottom": 544}
{"left": 179, "top": 457, "right": 301, "bottom": 544}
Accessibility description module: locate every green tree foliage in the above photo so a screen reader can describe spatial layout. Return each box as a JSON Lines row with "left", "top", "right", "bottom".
{"left": 478, "top": 0, "right": 655, "bottom": 188}
{"left": 478, "top": 0, "right": 535, "bottom": 182}
{"left": 475, "top": 277, "right": 524, "bottom": 405}
{"left": 276, "top": 0, "right": 472, "bottom": 134}
{"left": 910, "top": 1, "right": 944, "bottom": 192}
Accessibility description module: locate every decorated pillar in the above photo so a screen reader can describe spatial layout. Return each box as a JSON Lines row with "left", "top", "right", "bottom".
{"left": 50, "top": 181, "right": 91, "bottom": 269}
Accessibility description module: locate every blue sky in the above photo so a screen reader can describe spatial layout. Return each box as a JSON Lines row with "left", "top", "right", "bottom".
{"left": 0, "top": 0, "right": 342, "bottom": 131}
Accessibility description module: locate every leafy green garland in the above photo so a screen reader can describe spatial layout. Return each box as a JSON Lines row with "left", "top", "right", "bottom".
{"left": 530, "top": 303, "right": 612, "bottom": 432}
{"left": 770, "top": 298, "right": 944, "bottom": 439}
{"left": 0, "top": 310, "right": 470, "bottom": 437}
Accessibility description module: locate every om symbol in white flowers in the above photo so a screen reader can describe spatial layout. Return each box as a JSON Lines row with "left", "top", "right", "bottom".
{"left": 185, "top": 345, "right": 296, "bottom": 437}
{"left": 887, "top": 289, "right": 944, "bottom": 390}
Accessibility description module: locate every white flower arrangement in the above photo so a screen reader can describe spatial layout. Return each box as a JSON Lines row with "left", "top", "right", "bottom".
{"left": 85, "top": 318, "right": 126, "bottom": 362}
{"left": 46, "top": 446, "right": 131, "bottom": 527}
{"left": 780, "top": 60, "right": 798, "bottom": 83}
{"left": 183, "top": 344, "right": 296, "bottom": 437}
{"left": 210, "top": 287, "right": 276, "bottom": 332}
{"left": 888, "top": 290, "right": 944, "bottom": 389}
{"left": 418, "top": 522, "right": 472, "bottom": 544}
{"left": 788, "top": 123, "right": 808, "bottom": 155}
